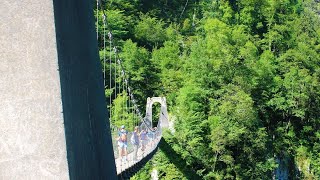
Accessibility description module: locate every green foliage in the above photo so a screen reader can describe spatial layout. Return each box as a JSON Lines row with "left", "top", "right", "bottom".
{"left": 134, "top": 14, "right": 167, "bottom": 48}
{"left": 151, "top": 40, "right": 183, "bottom": 107}
{"left": 110, "top": 91, "right": 137, "bottom": 131}
{"left": 96, "top": 0, "right": 320, "bottom": 178}
{"left": 105, "top": 9, "right": 131, "bottom": 39}
{"left": 120, "top": 40, "right": 161, "bottom": 108}
{"left": 130, "top": 160, "right": 152, "bottom": 180}
{"left": 209, "top": 85, "right": 275, "bottom": 179}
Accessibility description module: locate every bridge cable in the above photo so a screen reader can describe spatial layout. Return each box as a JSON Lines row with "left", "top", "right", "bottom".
{"left": 108, "top": 32, "right": 112, "bottom": 122}
{"left": 97, "top": 0, "right": 157, "bottom": 133}
{"left": 115, "top": 54, "right": 156, "bottom": 132}
{"left": 114, "top": 48, "right": 117, "bottom": 123}
{"left": 96, "top": 0, "right": 99, "bottom": 40}
{"left": 103, "top": 14, "right": 106, "bottom": 88}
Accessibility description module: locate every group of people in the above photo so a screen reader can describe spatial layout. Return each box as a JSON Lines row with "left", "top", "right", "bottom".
{"left": 117, "top": 125, "right": 159, "bottom": 162}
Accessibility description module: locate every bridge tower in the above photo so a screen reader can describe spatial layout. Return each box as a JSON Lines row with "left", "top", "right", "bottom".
{"left": 145, "top": 97, "right": 169, "bottom": 128}
{"left": 0, "top": 0, "right": 116, "bottom": 179}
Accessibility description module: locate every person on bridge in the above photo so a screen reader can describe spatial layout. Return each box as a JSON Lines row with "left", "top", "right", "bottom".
{"left": 140, "top": 129, "right": 148, "bottom": 156}
{"left": 154, "top": 127, "right": 159, "bottom": 140}
{"left": 130, "top": 126, "right": 140, "bottom": 161}
{"left": 117, "top": 125, "right": 128, "bottom": 162}
{"left": 148, "top": 128, "right": 156, "bottom": 147}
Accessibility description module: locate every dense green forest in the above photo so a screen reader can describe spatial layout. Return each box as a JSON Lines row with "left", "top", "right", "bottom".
{"left": 96, "top": 0, "right": 320, "bottom": 179}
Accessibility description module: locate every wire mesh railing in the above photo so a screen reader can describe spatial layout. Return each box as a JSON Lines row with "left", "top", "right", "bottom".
{"left": 112, "top": 124, "right": 162, "bottom": 174}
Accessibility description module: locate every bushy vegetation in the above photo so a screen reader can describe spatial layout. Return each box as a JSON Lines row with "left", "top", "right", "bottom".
{"left": 96, "top": 0, "right": 320, "bottom": 179}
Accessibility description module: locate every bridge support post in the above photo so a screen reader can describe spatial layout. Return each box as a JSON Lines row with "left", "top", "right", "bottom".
{"left": 0, "top": 0, "right": 116, "bottom": 179}
{"left": 145, "top": 97, "right": 169, "bottom": 128}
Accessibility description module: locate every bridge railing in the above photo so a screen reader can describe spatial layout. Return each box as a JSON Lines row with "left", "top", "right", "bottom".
{"left": 95, "top": 1, "right": 169, "bottom": 177}
{"left": 111, "top": 125, "right": 162, "bottom": 175}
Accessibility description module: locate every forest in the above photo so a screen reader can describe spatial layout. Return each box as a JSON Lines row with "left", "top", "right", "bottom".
{"left": 95, "top": 0, "right": 320, "bottom": 179}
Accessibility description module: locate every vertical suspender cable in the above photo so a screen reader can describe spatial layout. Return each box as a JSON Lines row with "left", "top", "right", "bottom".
{"left": 118, "top": 58, "right": 121, "bottom": 125}
{"left": 123, "top": 71, "right": 125, "bottom": 128}
{"left": 109, "top": 32, "right": 112, "bottom": 122}
{"left": 121, "top": 71, "right": 124, "bottom": 127}
{"left": 120, "top": 64, "right": 123, "bottom": 125}
{"left": 128, "top": 86, "right": 132, "bottom": 129}
{"left": 103, "top": 14, "right": 106, "bottom": 88}
{"left": 114, "top": 47, "right": 117, "bottom": 123}
{"left": 96, "top": 0, "right": 99, "bottom": 40}
{"left": 118, "top": 59, "right": 121, "bottom": 95}
{"left": 126, "top": 82, "right": 131, "bottom": 130}
{"left": 125, "top": 80, "right": 129, "bottom": 129}
{"left": 122, "top": 72, "right": 125, "bottom": 128}
{"left": 125, "top": 76, "right": 127, "bottom": 129}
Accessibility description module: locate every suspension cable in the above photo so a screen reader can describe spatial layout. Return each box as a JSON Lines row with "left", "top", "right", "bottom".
{"left": 122, "top": 70, "right": 126, "bottom": 128}
{"left": 123, "top": 74, "right": 125, "bottom": 128}
{"left": 103, "top": 14, "right": 106, "bottom": 88}
{"left": 109, "top": 32, "right": 112, "bottom": 122}
{"left": 96, "top": 0, "right": 99, "bottom": 40}
{"left": 97, "top": 1, "right": 157, "bottom": 133}
{"left": 114, "top": 47, "right": 117, "bottom": 123}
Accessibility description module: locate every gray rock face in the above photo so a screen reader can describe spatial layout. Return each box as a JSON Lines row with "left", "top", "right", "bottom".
{"left": 0, "top": 0, "right": 117, "bottom": 179}
{"left": 0, "top": 0, "right": 69, "bottom": 179}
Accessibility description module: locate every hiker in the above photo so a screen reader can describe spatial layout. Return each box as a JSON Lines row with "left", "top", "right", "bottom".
{"left": 117, "top": 125, "right": 128, "bottom": 161}
{"left": 140, "top": 129, "right": 148, "bottom": 154}
{"left": 154, "top": 127, "right": 159, "bottom": 140}
{"left": 130, "top": 126, "right": 140, "bottom": 161}
{"left": 148, "top": 128, "right": 156, "bottom": 147}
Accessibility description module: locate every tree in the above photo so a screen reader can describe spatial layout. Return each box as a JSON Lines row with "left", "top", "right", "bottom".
{"left": 134, "top": 14, "right": 167, "bottom": 48}
{"left": 120, "top": 40, "right": 161, "bottom": 110}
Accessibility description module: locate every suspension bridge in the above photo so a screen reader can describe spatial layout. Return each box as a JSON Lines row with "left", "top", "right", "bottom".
{"left": 0, "top": 0, "right": 170, "bottom": 179}
{"left": 96, "top": 0, "right": 171, "bottom": 178}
